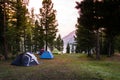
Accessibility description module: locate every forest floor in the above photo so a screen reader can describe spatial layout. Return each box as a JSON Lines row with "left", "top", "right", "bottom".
{"left": 0, "top": 53, "right": 120, "bottom": 80}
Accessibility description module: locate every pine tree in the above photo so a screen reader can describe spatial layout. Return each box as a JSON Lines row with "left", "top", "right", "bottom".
{"left": 102, "top": 0, "right": 120, "bottom": 56}
{"left": 40, "top": 0, "right": 58, "bottom": 51}
{"left": 0, "top": 0, "right": 31, "bottom": 58}
{"left": 66, "top": 43, "right": 70, "bottom": 53}
{"left": 76, "top": 0, "right": 101, "bottom": 59}
{"left": 33, "top": 20, "right": 44, "bottom": 52}
{"left": 15, "top": 0, "right": 28, "bottom": 53}
{"left": 0, "top": 1, "right": 8, "bottom": 59}
{"left": 55, "top": 34, "right": 63, "bottom": 51}
{"left": 0, "top": 0, "right": 14, "bottom": 59}
{"left": 75, "top": 23, "right": 96, "bottom": 56}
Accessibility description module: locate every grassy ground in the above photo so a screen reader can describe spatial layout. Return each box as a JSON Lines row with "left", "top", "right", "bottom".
{"left": 0, "top": 54, "right": 120, "bottom": 80}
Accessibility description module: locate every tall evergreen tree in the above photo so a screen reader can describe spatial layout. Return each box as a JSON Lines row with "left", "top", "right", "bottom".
{"left": 66, "top": 43, "right": 70, "bottom": 53}
{"left": 23, "top": 7, "right": 35, "bottom": 52}
{"left": 40, "top": 0, "right": 58, "bottom": 51}
{"left": 0, "top": 0, "right": 15, "bottom": 59}
{"left": 0, "top": 0, "right": 31, "bottom": 58}
{"left": 75, "top": 23, "right": 96, "bottom": 56}
{"left": 76, "top": 0, "right": 101, "bottom": 59}
{"left": 33, "top": 20, "right": 44, "bottom": 52}
{"left": 15, "top": 0, "right": 28, "bottom": 53}
{"left": 102, "top": 0, "right": 120, "bottom": 56}
{"left": 54, "top": 34, "right": 63, "bottom": 51}
{"left": 0, "top": 1, "right": 8, "bottom": 59}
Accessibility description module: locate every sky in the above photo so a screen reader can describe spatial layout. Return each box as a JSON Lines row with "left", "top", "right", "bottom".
{"left": 28, "top": 0, "right": 81, "bottom": 38}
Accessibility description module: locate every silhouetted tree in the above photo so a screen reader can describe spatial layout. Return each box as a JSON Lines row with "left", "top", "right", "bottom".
{"left": 66, "top": 43, "right": 70, "bottom": 53}
{"left": 33, "top": 20, "right": 44, "bottom": 52}
{"left": 76, "top": 0, "right": 120, "bottom": 59}
{"left": 54, "top": 34, "right": 63, "bottom": 51}
{"left": 0, "top": 0, "right": 16, "bottom": 59}
{"left": 75, "top": 23, "right": 96, "bottom": 56}
{"left": 76, "top": 0, "right": 101, "bottom": 59}
{"left": 15, "top": 0, "right": 28, "bottom": 53}
{"left": 40, "top": 0, "right": 58, "bottom": 51}
{"left": 0, "top": 1, "right": 8, "bottom": 59}
{"left": 101, "top": 0, "right": 120, "bottom": 56}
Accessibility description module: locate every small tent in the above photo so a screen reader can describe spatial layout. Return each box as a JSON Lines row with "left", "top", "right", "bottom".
{"left": 11, "top": 52, "right": 39, "bottom": 66}
{"left": 40, "top": 51, "right": 54, "bottom": 59}
{"left": 52, "top": 48, "right": 61, "bottom": 54}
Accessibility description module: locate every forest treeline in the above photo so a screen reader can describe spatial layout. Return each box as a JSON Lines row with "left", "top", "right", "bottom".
{"left": 75, "top": 0, "right": 120, "bottom": 59}
{"left": 0, "top": 0, "right": 120, "bottom": 60}
{"left": 0, "top": 0, "right": 63, "bottom": 60}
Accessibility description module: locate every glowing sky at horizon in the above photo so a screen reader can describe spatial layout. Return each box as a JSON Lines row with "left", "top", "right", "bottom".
{"left": 28, "top": 0, "right": 81, "bottom": 38}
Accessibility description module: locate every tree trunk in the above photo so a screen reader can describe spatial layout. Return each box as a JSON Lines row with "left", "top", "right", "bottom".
{"left": 108, "top": 35, "right": 114, "bottom": 57}
{"left": 108, "top": 38, "right": 111, "bottom": 57}
{"left": 96, "top": 30, "right": 100, "bottom": 60}
{"left": 3, "top": 36, "right": 8, "bottom": 60}
{"left": 3, "top": 1, "right": 8, "bottom": 60}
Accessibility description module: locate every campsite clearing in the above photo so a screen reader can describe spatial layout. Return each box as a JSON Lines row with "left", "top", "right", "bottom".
{"left": 0, "top": 54, "right": 120, "bottom": 80}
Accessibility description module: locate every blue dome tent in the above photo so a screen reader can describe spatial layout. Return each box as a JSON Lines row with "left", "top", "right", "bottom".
{"left": 40, "top": 51, "right": 54, "bottom": 59}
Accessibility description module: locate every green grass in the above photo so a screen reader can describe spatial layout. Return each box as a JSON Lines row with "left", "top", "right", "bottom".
{"left": 0, "top": 54, "right": 120, "bottom": 80}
